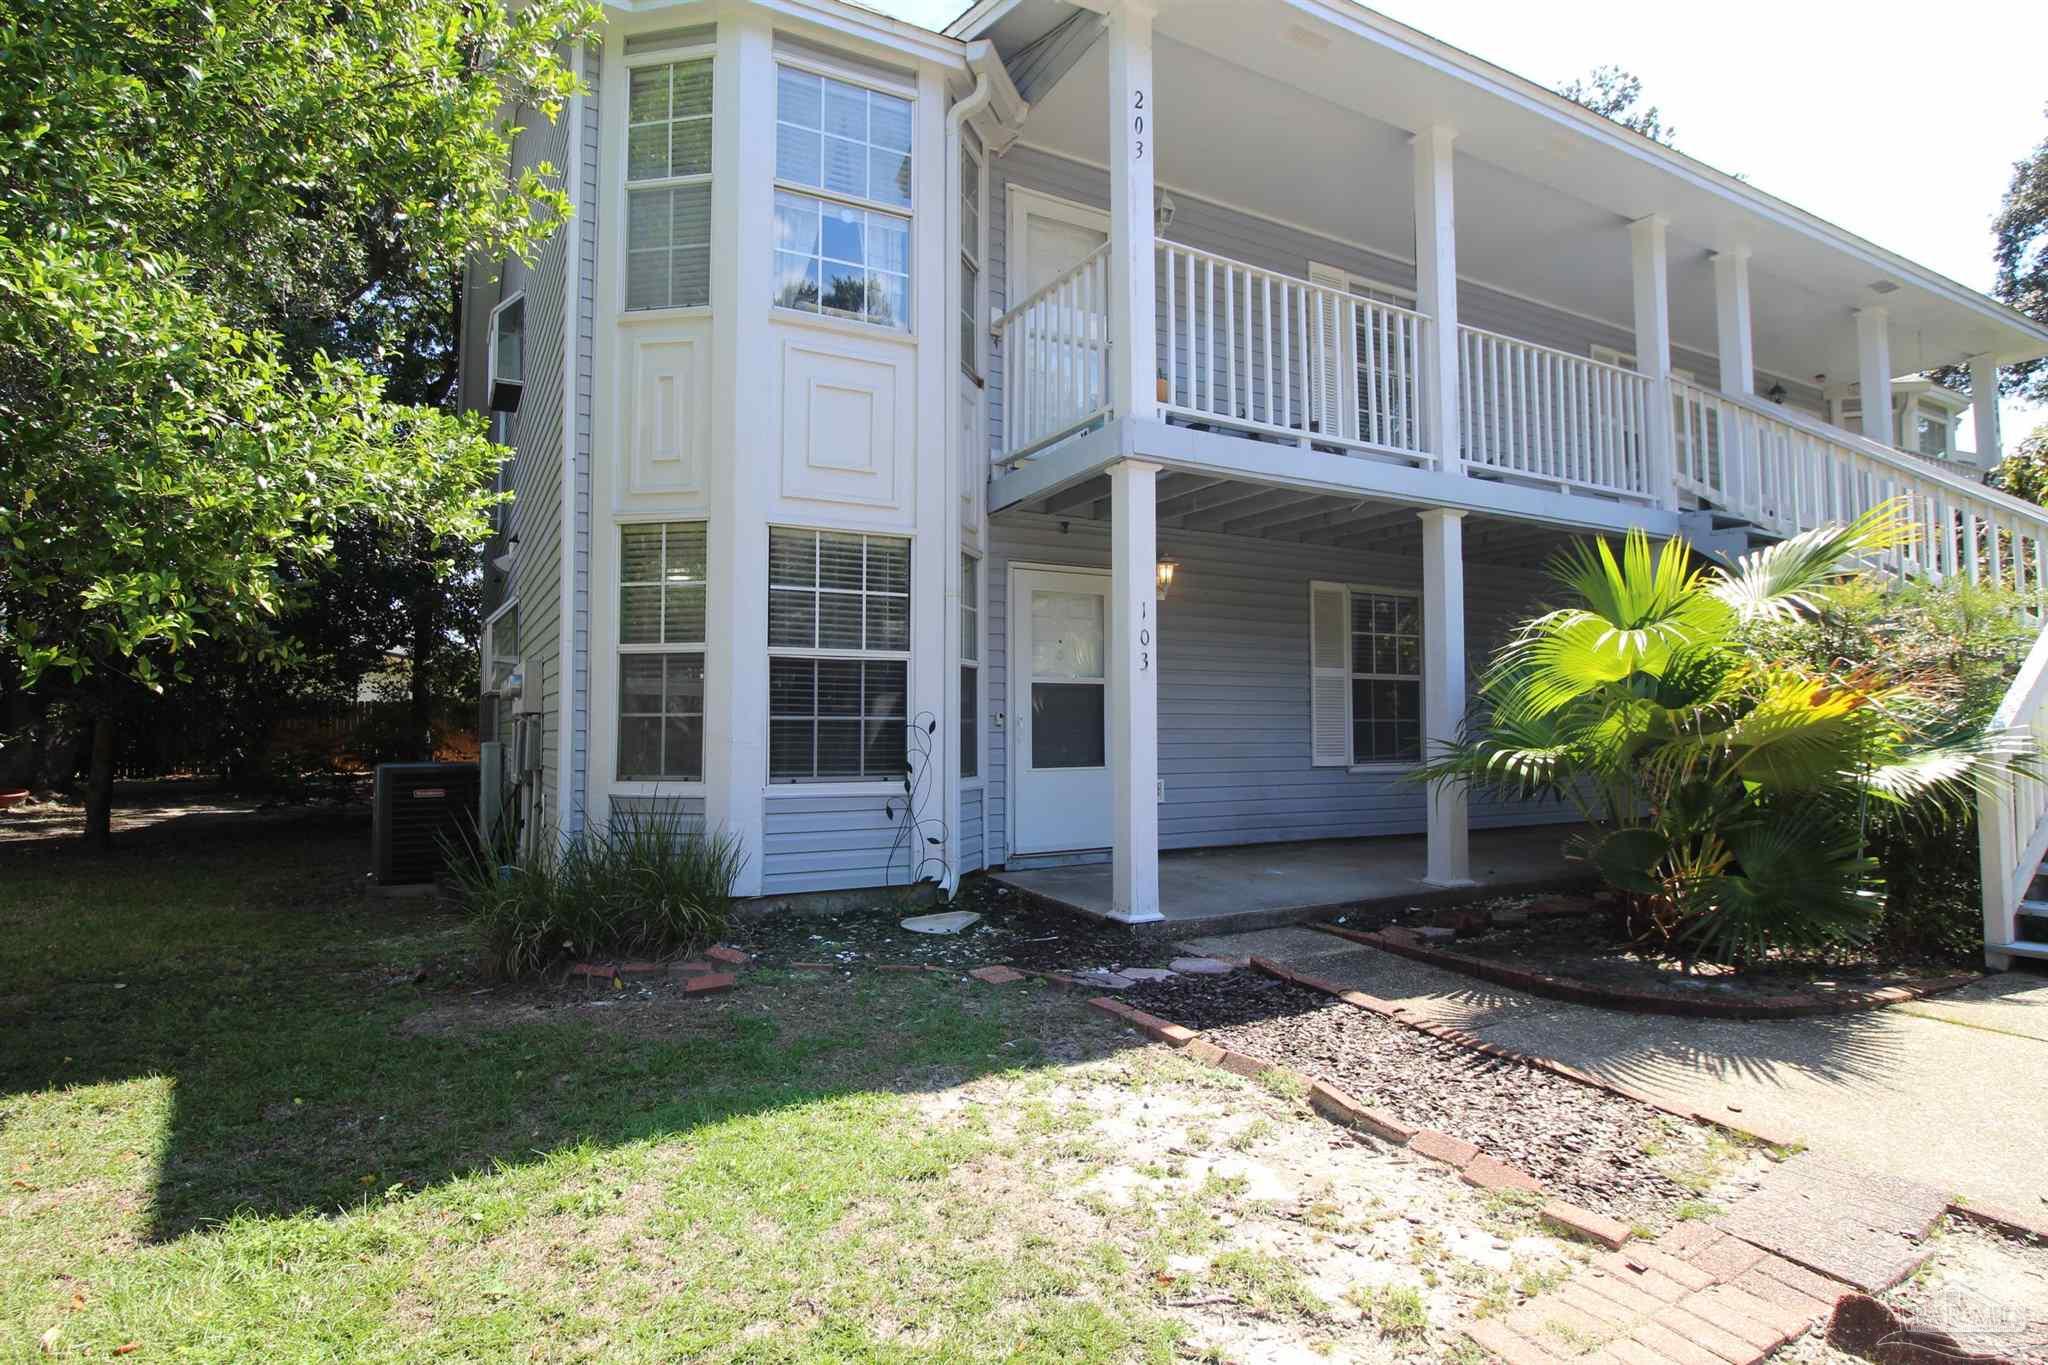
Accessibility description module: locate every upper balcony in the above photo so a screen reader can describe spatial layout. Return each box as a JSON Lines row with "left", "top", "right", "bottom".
{"left": 963, "top": 0, "right": 2048, "bottom": 567}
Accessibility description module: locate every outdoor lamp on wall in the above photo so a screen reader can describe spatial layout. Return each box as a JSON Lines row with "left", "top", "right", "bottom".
{"left": 1156, "top": 559, "right": 1179, "bottom": 601}
{"left": 1155, "top": 194, "right": 1177, "bottom": 234}
{"left": 1766, "top": 382, "right": 1788, "bottom": 404}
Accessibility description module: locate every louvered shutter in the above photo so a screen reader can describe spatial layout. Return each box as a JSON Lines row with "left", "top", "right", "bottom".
{"left": 1310, "top": 582, "right": 1350, "bottom": 767}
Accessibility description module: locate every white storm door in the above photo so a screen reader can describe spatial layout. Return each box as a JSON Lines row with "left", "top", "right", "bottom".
{"left": 1011, "top": 568, "right": 1113, "bottom": 854}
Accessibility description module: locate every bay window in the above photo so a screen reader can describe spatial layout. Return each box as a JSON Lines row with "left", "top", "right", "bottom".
{"left": 961, "top": 554, "right": 979, "bottom": 779}
{"left": 625, "top": 57, "right": 713, "bottom": 311}
{"left": 767, "top": 528, "right": 912, "bottom": 781}
{"left": 772, "top": 65, "right": 913, "bottom": 331}
{"left": 617, "top": 522, "right": 707, "bottom": 781}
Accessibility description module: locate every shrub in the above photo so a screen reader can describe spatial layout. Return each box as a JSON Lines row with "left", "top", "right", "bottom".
{"left": 1740, "top": 576, "right": 2034, "bottom": 960}
{"left": 1419, "top": 505, "right": 2029, "bottom": 966}
{"left": 450, "top": 808, "right": 747, "bottom": 979}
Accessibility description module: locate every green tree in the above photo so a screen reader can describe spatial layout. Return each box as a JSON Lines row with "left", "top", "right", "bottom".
{"left": 1989, "top": 115, "right": 2048, "bottom": 406}
{"left": 1418, "top": 508, "right": 2022, "bottom": 963}
{"left": 0, "top": 0, "right": 597, "bottom": 841}
{"left": 1558, "top": 65, "right": 1677, "bottom": 147}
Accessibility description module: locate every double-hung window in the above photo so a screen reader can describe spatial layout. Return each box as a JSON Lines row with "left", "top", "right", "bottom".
{"left": 960, "top": 554, "right": 979, "bottom": 779}
{"left": 625, "top": 57, "right": 714, "bottom": 311}
{"left": 960, "top": 143, "right": 982, "bottom": 374}
{"left": 767, "top": 528, "right": 911, "bottom": 780}
{"left": 772, "top": 64, "right": 913, "bottom": 331}
{"left": 618, "top": 523, "right": 707, "bottom": 781}
{"left": 1309, "top": 583, "right": 1422, "bottom": 768}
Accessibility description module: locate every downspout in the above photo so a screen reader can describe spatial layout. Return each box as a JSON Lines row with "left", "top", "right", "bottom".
{"left": 940, "top": 53, "right": 994, "bottom": 897}
{"left": 556, "top": 39, "right": 586, "bottom": 842}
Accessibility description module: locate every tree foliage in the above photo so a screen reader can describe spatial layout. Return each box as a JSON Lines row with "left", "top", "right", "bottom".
{"left": 1558, "top": 65, "right": 1677, "bottom": 147}
{"left": 1419, "top": 507, "right": 2027, "bottom": 964}
{"left": 1990, "top": 112, "right": 2048, "bottom": 406}
{"left": 0, "top": 0, "right": 597, "bottom": 834}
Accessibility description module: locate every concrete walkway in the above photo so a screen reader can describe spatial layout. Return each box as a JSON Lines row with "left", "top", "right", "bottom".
{"left": 1184, "top": 926, "right": 2048, "bottom": 1216}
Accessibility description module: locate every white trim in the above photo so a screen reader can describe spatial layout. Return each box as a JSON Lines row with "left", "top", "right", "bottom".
{"left": 621, "top": 38, "right": 717, "bottom": 69}
{"left": 770, "top": 302, "right": 920, "bottom": 346}
{"left": 556, "top": 40, "right": 586, "bottom": 840}
{"left": 487, "top": 292, "right": 526, "bottom": 397}
{"left": 760, "top": 780, "right": 906, "bottom": 799}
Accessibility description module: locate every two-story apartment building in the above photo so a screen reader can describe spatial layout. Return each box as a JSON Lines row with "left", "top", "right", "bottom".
{"left": 465, "top": 0, "right": 2048, "bottom": 934}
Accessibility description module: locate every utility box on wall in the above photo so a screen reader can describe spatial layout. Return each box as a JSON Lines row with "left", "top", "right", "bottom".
{"left": 371, "top": 762, "right": 482, "bottom": 887}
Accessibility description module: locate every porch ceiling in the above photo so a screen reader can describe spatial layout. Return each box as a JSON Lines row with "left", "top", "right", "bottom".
{"left": 1005, "top": 468, "right": 1596, "bottom": 567}
{"left": 991, "top": 0, "right": 2048, "bottom": 380}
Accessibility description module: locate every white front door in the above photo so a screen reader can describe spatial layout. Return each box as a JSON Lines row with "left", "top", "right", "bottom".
{"left": 1011, "top": 567, "right": 1113, "bottom": 855}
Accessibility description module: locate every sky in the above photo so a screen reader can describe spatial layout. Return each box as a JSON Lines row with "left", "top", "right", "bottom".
{"left": 871, "top": 0, "right": 2048, "bottom": 451}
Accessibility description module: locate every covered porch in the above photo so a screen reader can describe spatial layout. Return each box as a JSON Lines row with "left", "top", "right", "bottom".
{"left": 991, "top": 825, "right": 1584, "bottom": 935}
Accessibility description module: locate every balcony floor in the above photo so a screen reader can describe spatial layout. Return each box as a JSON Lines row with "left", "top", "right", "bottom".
{"left": 988, "top": 824, "right": 1588, "bottom": 936}
{"left": 990, "top": 416, "right": 1682, "bottom": 551}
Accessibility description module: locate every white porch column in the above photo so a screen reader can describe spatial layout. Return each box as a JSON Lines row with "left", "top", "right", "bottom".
{"left": 1970, "top": 354, "right": 2004, "bottom": 470}
{"left": 1110, "top": 459, "right": 1163, "bottom": 922}
{"left": 1412, "top": 126, "right": 1462, "bottom": 472}
{"left": 1711, "top": 247, "right": 1754, "bottom": 397}
{"left": 1856, "top": 306, "right": 1895, "bottom": 447}
{"left": 1106, "top": 0, "right": 1160, "bottom": 423}
{"left": 1419, "top": 508, "right": 1471, "bottom": 887}
{"left": 1629, "top": 214, "right": 1678, "bottom": 509}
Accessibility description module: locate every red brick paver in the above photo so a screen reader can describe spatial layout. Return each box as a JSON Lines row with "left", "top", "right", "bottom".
{"left": 683, "top": 972, "right": 736, "bottom": 995}
{"left": 1542, "top": 1200, "right": 1633, "bottom": 1249}
{"left": 968, "top": 965, "right": 1026, "bottom": 984}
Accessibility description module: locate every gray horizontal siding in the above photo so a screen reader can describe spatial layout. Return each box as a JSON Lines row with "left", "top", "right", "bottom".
{"left": 984, "top": 518, "right": 1576, "bottom": 867}
{"left": 959, "top": 786, "right": 985, "bottom": 873}
{"left": 760, "top": 794, "right": 930, "bottom": 897}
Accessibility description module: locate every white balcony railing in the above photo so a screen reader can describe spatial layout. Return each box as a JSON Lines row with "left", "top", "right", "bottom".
{"left": 1158, "top": 242, "right": 1435, "bottom": 464}
{"left": 1457, "top": 327, "right": 1656, "bottom": 501}
{"left": 1669, "top": 377, "right": 2048, "bottom": 584}
{"left": 993, "top": 242, "right": 1112, "bottom": 465}
{"left": 1981, "top": 623, "right": 2048, "bottom": 965}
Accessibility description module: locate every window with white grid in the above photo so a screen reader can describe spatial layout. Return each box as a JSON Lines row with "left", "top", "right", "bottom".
{"left": 771, "top": 65, "right": 913, "bottom": 331}
{"left": 625, "top": 57, "right": 713, "bottom": 311}
{"left": 1349, "top": 590, "right": 1421, "bottom": 763}
{"left": 960, "top": 143, "right": 981, "bottom": 375}
{"left": 767, "top": 528, "right": 911, "bottom": 781}
{"left": 617, "top": 522, "right": 706, "bottom": 781}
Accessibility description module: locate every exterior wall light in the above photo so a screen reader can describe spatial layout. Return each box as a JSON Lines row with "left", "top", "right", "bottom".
{"left": 1156, "top": 559, "right": 1179, "bottom": 600}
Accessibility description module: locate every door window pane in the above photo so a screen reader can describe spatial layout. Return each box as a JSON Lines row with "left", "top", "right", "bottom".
{"left": 1032, "top": 683, "right": 1107, "bottom": 769}
{"left": 1031, "top": 591, "right": 1105, "bottom": 678}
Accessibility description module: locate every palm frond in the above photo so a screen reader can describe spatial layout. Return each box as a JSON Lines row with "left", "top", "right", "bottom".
{"left": 1710, "top": 501, "right": 1912, "bottom": 623}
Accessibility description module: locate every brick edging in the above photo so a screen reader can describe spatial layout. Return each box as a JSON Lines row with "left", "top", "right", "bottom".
{"left": 1080, "top": 994, "right": 1631, "bottom": 1251}
{"left": 1946, "top": 1198, "right": 2048, "bottom": 1244}
{"left": 1247, "top": 955, "right": 1807, "bottom": 1152}
{"left": 1312, "top": 922, "right": 1983, "bottom": 1020}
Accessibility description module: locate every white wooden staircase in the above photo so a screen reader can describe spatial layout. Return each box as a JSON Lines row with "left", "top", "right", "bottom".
{"left": 1981, "top": 623, "right": 2048, "bottom": 969}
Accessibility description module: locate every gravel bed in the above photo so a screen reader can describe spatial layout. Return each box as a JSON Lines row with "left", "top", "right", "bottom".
{"left": 1121, "top": 970, "right": 1725, "bottom": 1219}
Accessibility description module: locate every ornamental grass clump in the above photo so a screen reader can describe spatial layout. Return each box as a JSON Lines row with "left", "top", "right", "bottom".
{"left": 450, "top": 807, "right": 747, "bottom": 979}
{"left": 1418, "top": 502, "right": 2031, "bottom": 966}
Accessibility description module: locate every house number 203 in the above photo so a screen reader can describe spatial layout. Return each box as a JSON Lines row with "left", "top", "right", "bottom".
{"left": 1132, "top": 90, "right": 1146, "bottom": 160}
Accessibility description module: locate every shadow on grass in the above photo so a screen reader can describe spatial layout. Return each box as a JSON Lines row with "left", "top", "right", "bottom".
{"left": 0, "top": 815, "right": 1136, "bottom": 1243}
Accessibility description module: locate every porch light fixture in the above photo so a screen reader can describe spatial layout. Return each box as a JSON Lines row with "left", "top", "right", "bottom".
{"left": 1766, "top": 382, "right": 1788, "bottom": 404}
{"left": 1155, "top": 194, "right": 1177, "bottom": 233}
{"left": 1155, "top": 559, "right": 1179, "bottom": 600}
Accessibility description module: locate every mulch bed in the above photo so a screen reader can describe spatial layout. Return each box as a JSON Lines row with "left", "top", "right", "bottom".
{"left": 1119, "top": 969, "right": 1738, "bottom": 1220}
{"left": 1438, "top": 906, "right": 1973, "bottom": 1009}
{"left": 725, "top": 875, "right": 1175, "bottom": 975}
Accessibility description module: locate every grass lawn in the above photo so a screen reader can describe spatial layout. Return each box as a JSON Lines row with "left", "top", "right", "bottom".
{"left": 2, "top": 816, "right": 1206, "bottom": 1361}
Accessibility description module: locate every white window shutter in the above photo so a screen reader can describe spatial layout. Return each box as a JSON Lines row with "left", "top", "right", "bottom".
{"left": 1310, "top": 582, "right": 1350, "bottom": 767}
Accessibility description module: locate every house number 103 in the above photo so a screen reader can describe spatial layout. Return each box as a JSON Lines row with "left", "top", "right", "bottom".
{"left": 1138, "top": 599, "right": 1151, "bottom": 672}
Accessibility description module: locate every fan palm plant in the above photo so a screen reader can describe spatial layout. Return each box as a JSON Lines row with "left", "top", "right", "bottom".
{"left": 1419, "top": 501, "right": 2028, "bottom": 964}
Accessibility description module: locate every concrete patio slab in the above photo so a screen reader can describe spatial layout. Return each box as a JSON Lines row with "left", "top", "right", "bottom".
{"left": 1895, "top": 972, "right": 2048, "bottom": 1042}
{"left": 991, "top": 825, "right": 1586, "bottom": 935}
